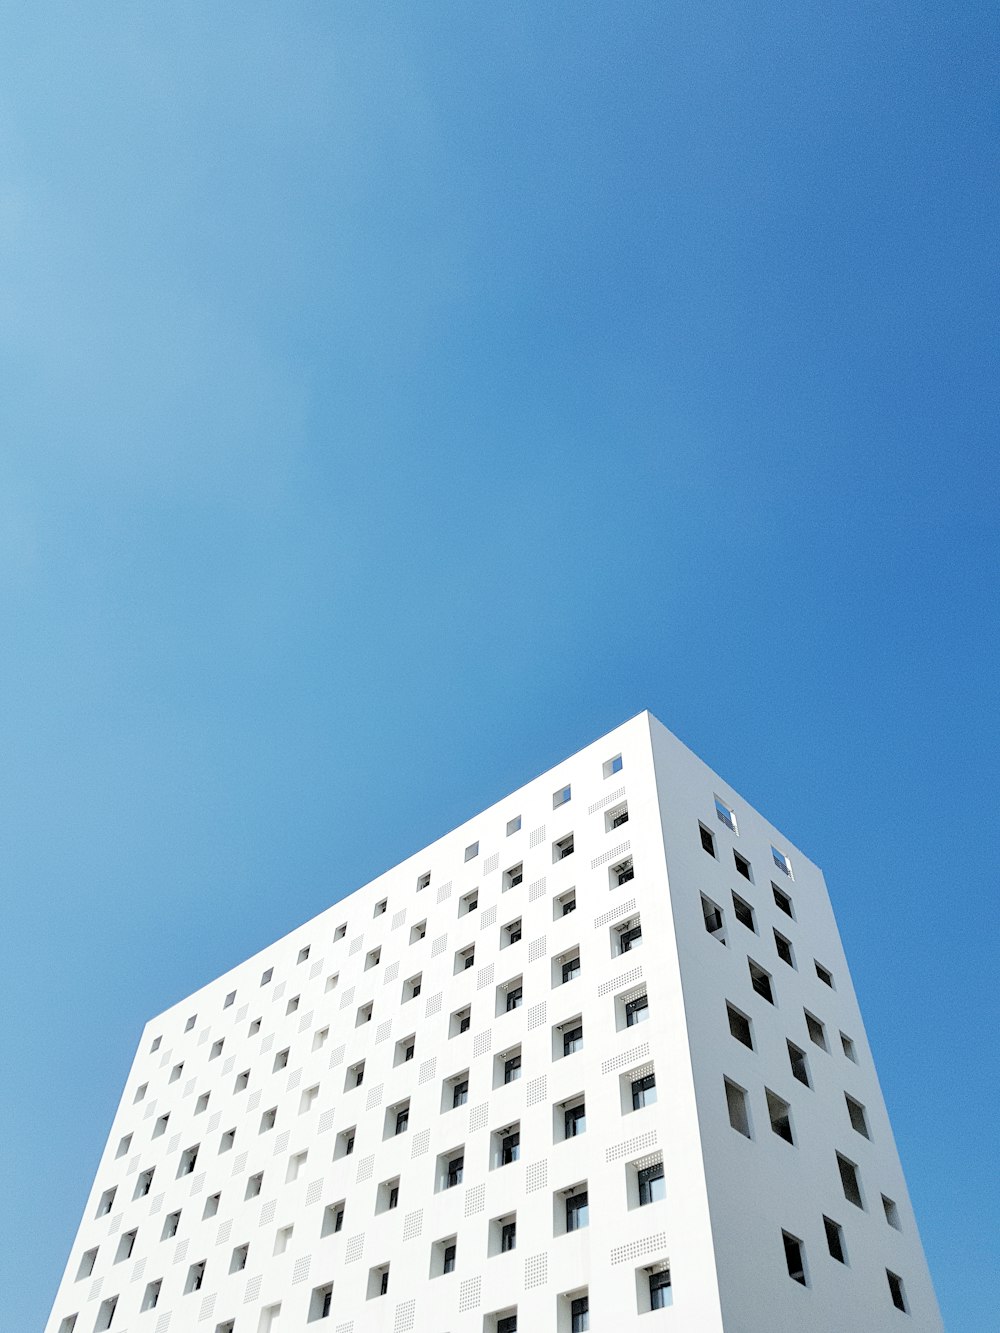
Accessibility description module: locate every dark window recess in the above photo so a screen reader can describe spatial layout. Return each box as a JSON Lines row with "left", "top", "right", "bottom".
{"left": 788, "top": 1041, "right": 811, "bottom": 1087}
{"left": 783, "top": 1232, "right": 806, "bottom": 1285}
{"left": 773, "top": 884, "right": 794, "bottom": 916}
{"left": 728, "top": 1004, "right": 753, "bottom": 1049}
{"left": 824, "top": 1216, "right": 847, "bottom": 1264}
{"left": 700, "top": 825, "right": 716, "bottom": 857}
{"left": 732, "top": 894, "right": 755, "bottom": 930}
{"left": 734, "top": 851, "right": 752, "bottom": 880}
{"left": 564, "top": 1103, "right": 586, "bottom": 1138}
{"left": 774, "top": 931, "right": 794, "bottom": 966}
{"left": 748, "top": 960, "right": 774, "bottom": 1003}
{"left": 625, "top": 995, "right": 649, "bottom": 1027}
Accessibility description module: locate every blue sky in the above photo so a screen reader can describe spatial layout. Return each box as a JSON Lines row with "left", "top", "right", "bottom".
{"left": 2, "top": 4, "right": 996, "bottom": 1329}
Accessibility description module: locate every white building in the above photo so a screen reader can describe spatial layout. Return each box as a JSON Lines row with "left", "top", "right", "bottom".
{"left": 46, "top": 712, "right": 942, "bottom": 1333}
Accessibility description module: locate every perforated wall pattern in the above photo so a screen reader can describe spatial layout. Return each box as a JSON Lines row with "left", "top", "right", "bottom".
{"left": 243, "top": 1275, "right": 262, "bottom": 1303}
{"left": 344, "top": 1233, "right": 364, "bottom": 1264}
{"left": 526, "top": 1074, "right": 547, "bottom": 1107}
{"left": 606, "top": 1129, "right": 659, "bottom": 1163}
{"left": 465, "top": 1183, "right": 486, "bottom": 1216}
{"left": 601, "top": 1042, "right": 650, "bottom": 1075}
{"left": 476, "top": 964, "right": 495, "bottom": 990}
{"left": 528, "top": 876, "right": 547, "bottom": 902}
{"left": 410, "top": 1129, "right": 431, "bottom": 1158}
{"left": 435, "top": 880, "right": 452, "bottom": 904}
{"left": 525, "top": 1160, "right": 548, "bottom": 1193}
{"left": 418, "top": 1058, "right": 437, "bottom": 1085}
{"left": 610, "top": 1232, "right": 667, "bottom": 1265}
{"left": 402, "top": 1209, "right": 423, "bottom": 1240}
{"left": 527, "top": 1002, "right": 547, "bottom": 1031}
{"left": 424, "top": 991, "right": 442, "bottom": 1017}
{"left": 383, "top": 961, "right": 400, "bottom": 984}
{"left": 292, "top": 1255, "right": 311, "bottom": 1284}
{"left": 305, "top": 1178, "right": 324, "bottom": 1206}
{"left": 458, "top": 1276, "right": 482, "bottom": 1312}
{"left": 525, "top": 1251, "right": 548, "bottom": 1289}
{"left": 469, "top": 1102, "right": 489, "bottom": 1133}
{"left": 591, "top": 840, "right": 631, "bottom": 869}
{"left": 527, "top": 935, "right": 547, "bottom": 963}
{"left": 391, "top": 909, "right": 407, "bottom": 930}
{"left": 431, "top": 933, "right": 448, "bottom": 957}
{"left": 348, "top": 935, "right": 363, "bottom": 956}
{"left": 588, "top": 785, "right": 626, "bottom": 814}
{"left": 529, "top": 824, "right": 547, "bottom": 848}
{"left": 483, "top": 852, "right": 500, "bottom": 875}
{"left": 198, "top": 1291, "right": 215, "bottom": 1321}
{"left": 473, "top": 1029, "right": 492, "bottom": 1058}
{"left": 375, "top": 1020, "right": 392, "bottom": 1044}
{"left": 365, "top": 1083, "right": 384, "bottom": 1110}
{"left": 479, "top": 905, "right": 497, "bottom": 929}
{"left": 394, "top": 1298, "right": 417, "bottom": 1332}
{"left": 594, "top": 898, "right": 637, "bottom": 929}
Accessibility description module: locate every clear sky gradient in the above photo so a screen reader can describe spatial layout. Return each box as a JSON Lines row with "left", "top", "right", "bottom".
{"left": 2, "top": 5, "right": 996, "bottom": 1329}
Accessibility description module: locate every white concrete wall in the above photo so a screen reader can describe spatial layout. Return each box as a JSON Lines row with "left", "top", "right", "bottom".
{"left": 649, "top": 715, "right": 943, "bottom": 1332}
{"left": 45, "top": 713, "right": 939, "bottom": 1333}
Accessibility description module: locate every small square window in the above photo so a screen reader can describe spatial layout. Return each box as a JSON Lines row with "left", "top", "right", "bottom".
{"left": 223, "top": 990, "right": 236, "bottom": 1008}
{"left": 714, "top": 796, "right": 737, "bottom": 833}
{"left": 771, "top": 846, "right": 793, "bottom": 877}
{"left": 334, "top": 923, "right": 347, "bottom": 940}
{"left": 887, "top": 1270, "right": 908, "bottom": 1313}
{"left": 782, "top": 1231, "right": 807, "bottom": 1285}
{"left": 309, "top": 1282, "right": 334, "bottom": 1321}
{"left": 725, "top": 1078, "right": 751, "bottom": 1137}
{"left": 766, "top": 1089, "right": 794, "bottom": 1144}
{"left": 882, "top": 1194, "right": 902, "bottom": 1230}
{"left": 450, "top": 1005, "right": 472, "bottom": 1037}
{"left": 184, "top": 1014, "right": 196, "bottom": 1032}
{"left": 837, "top": 1153, "right": 864, "bottom": 1209}
{"left": 748, "top": 959, "right": 774, "bottom": 1003}
{"left": 410, "top": 920, "right": 427, "bottom": 943}
{"left": 210, "top": 1038, "right": 224, "bottom": 1059}
{"left": 96, "top": 1187, "right": 117, "bottom": 1217}
{"left": 416, "top": 870, "right": 431, "bottom": 893}
{"left": 229, "top": 1243, "right": 249, "bottom": 1274}
{"left": 321, "top": 1201, "right": 346, "bottom": 1236}
{"left": 638, "top": 1162, "right": 665, "bottom": 1206}
{"left": 702, "top": 895, "right": 726, "bottom": 942}
{"left": 734, "top": 851, "right": 753, "bottom": 881}
{"left": 325, "top": 974, "right": 339, "bottom": 993}
{"left": 565, "top": 1188, "right": 589, "bottom": 1232}
{"left": 562, "top": 1024, "right": 584, "bottom": 1057}
{"left": 772, "top": 883, "right": 795, "bottom": 917}
{"left": 631, "top": 1072, "right": 656, "bottom": 1110}
{"left": 553, "top": 784, "right": 571, "bottom": 809}
{"left": 297, "top": 945, "right": 310, "bottom": 963}
{"left": 727, "top": 1003, "right": 754, "bottom": 1049}
{"left": 169, "top": 1062, "right": 183, "bottom": 1083}
{"left": 824, "top": 1216, "right": 847, "bottom": 1264}
{"left": 774, "top": 930, "right": 795, "bottom": 967}
{"left": 245, "top": 1172, "right": 263, "bottom": 1199}
{"left": 605, "top": 802, "right": 629, "bottom": 832}
{"left": 554, "top": 889, "right": 576, "bottom": 918}
{"left": 815, "top": 961, "right": 835, "bottom": 988}
{"left": 841, "top": 1031, "right": 858, "bottom": 1062}
{"left": 506, "top": 815, "right": 521, "bottom": 836}
{"left": 374, "top": 898, "right": 387, "bottom": 917}
{"left": 700, "top": 823, "right": 716, "bottom": 856}
{"left": 116, "top": 1133, "right": 131, "bottom": 1158}
{"left": 260, "top": 967, "right": 273, "bottom": 986}
{"left": 502, "top": 918, "right": 522, "bottom": 948}
{"left": 161, "top": 1210, "right": 181, "bottom": 1240}
{"left": 648, "top": 1267, "right": 672, "bottom": 1310}
{"left": 846, "top": 1094, "right": 871, "bottom": 1139}
{"left": 805, "top": 1010, "right": 828, "bottom": 1050}
{"left": 249, "top": 1016, "right": 262, "bottom": 1035}
{"left": 553, "top": 834, "right": 575, "bottom": 862}
{"left": 603, "top": 753, "right": 623, "bottom": 778}
{"left": 273, "top": 1047, "right": 290, "bottom": 1072}
{"left": 731, "top": 892, "right": 755, "bottom": 931}
{"left": 149, "top": 1035, "right": 162, "bottom": 1052}
{"left": 465, "top": 841, "right": 479, "bottom": 862}
{"left": 365, "top": 948, "right": 380, "bottom": 971}
{"left": 459, "top": 891, "right": 478, "bottom": 916}
{"left": 153, "top": 1113, "right": 170, "bottom": 1138}
{"left": 560, "top": 954, "right": 581, "bottom": 985}
{"left": 788, "top": 1040, "right": 811, "bottom": 1087}
{"left": 235, "top": 1069, "right": 250, "bottom": 1092}
{"left": 503, "top": 863, "right": 523, "bottom": 892}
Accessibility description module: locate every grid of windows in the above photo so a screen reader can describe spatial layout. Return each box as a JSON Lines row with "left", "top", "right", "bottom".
{"left": 46, "top": 720, "right": 936, "bottom": 1333}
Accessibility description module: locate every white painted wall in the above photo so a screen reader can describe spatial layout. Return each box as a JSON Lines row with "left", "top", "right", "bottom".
{"left": 45, "top": 713, "right": 939, "bottom": 1333}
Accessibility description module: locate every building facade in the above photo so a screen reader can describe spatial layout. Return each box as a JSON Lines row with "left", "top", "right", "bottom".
{"left": 46, "top": 712, "right": 941, "bottom": 1333}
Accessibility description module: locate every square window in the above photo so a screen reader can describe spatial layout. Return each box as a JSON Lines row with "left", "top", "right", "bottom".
{"left": 161, "top": 1211, "right": 181, "bottom": 1240}
{"left": 459, "top": 891, "right": 478, "bottom": 916}
{"left": 150, "top": 1035, "right": 162, "bottom": 1052}
{"left": 773, "top": 883, "right": 795, "bottom": 917}
{"left": 603, "top": 753, "right": 623, "bottom": 777}
{"left": 714, "top": 796, "right": 737, "bottom": 833}
{"left": 465, "top": 841, "right": 479, "bottom": 862}
{"left": 249, "top": 1016, "right": 262, "bottom": 1035}
{"left": 561, "top": 955, "right": 581, "bottom": 985}
{"left": 815, "top": 961, "right": 835, "bottom": 988}
{"left": 788, "top": 1040, "right": 811, "bottom": 1087}
{"left": 115, "top": 1134, "right": 131, "bottom": 1158}
{"left": 96, "top": 1187, "right": 116, "bottom": 1217}
{"left": 841, "top": 1032, "right": 858, "bottom": 1062}
{"left": 702, "top": 895, "right": 726, "bottom": 942}
{"left": 748, "top": 959, "right": 774, "bottom": 1003}
{"left": 638, "top": 1162, "right": 665, "bottom": 1206}
{"left": 503, "top": 1052, "right": 522, "bottom": 1085}
{"left": 824, "top": 1216, "right": 847, "bottom": 1264}
{"left": 846, "top": 1094, "right": 871, "bottom": 1139}
{"left": 374, "top": 898, "right": 387, "bottom": 917}
{"left": 245, "top": 1172, "right": 263, "bottom": 1200}
{"left": 334, "top": 923, "right": 346, "bottom": 941}
{"left": 273, "top": 1047, "right": 289, "bottom": 1072}
{"left": 615, "top": 918, "right": 642, "bottom": 956}
{"left": 210, "top": 1038, "right": 224, "bottom": 1059}
{"left": 502, "top": 918, "right": 522, "bottom": 948}
{"left": 431, "top": 1234, "right": 459, "bottom": 1276}
{"left": 774, "top": 930, "right": 795, "bottom": 967}
{"left": 561, "top": 1099, "right": 586, "bottom": 1140}
{"left": 772, "top": 846, "right": 793, "bottom": 877}
{"left": 260, "top": 967, "right": 273, "bottom": 986}
{"left": 882, "top": 1194, "right": 902, "bottom": 1230}
{"left": 805, "top": 1010, "right": 828, "bottom": 1050}
{"left": 727, "top": 1003, "right": 754, "bottom": 1049}
{"left": 504, "top": 985, "right": 522, "bottom": 1013}
{"left": 648, "top": 1268, "right": 672, "bottom": 1310}
{"left": 504, "top": 863, "right": 524, "bottom": 892}
{"left": 553, "top": 784, "right": 571, "bottom": 809}
{"left": 506, "top": 816, "right": 521, "bottom": 836}
{"left": 417, "top": 870, "right": 431, "bottom": 892}
{"left": 553, "top": 834, "right": 575, "bottom": 862}
{"left": 783, "top": 1231, "right": 807, "bottom": 1285}
{"left": 611, "top": 856, "right": 634, "bottom": 888}
{"left": 297, "top": 945, "right": 310, "bottom": 963}
{"left": 734, "top": 851, "right": 753, "bottom": 881}
{"left": 321, "top": 1201, "right": 346, "bottom": 1236}
{"left": 450, "top": 1005, "right": 472, "bottom": 1037}
{"left": 563, "top": 1024, "right": 584, "bottom": 1057}
{"left": 184, "top": 1014, "right": 196, "bottom": 1032}
{"left": 624, "top": 993, "right": 649, "bottom": 1028}
{"left": 766, "top": 1089, "right": 794, "bottom": 1144}
{"left": 554, "top": 889, "right": 576, "bottom": 918}
{"left": 732, "top": 892, "right": 755, "bottom": 931}
{"left": 235, "top": 1069, "right": 250, "bottom": 1092}
{"left": 887, "top": 1270, "right": 908, "bottom": 1313}
{"left": 699, "top": 823, "right": 716, "bottom": 857}
{"left": 631, "top": 1072, "right": 657, "bottom": 1110}
{"left": 455, "top": 945, "right": 475, "bottom": 974}
{"left": 837, "top": 1153, "right": 864, "bottom": 1209}
{"left": 565, "top": 1189, "right": 589, "bottom": 1232}
{"left": 725, "top": 1078, "right": 752, "bottom": 1137}
{"left": 195, "top": 1092, "right": 210, "bottom": 1114}
{"left": 309, "top": 1282, "right": 334, "bottom": 1322}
